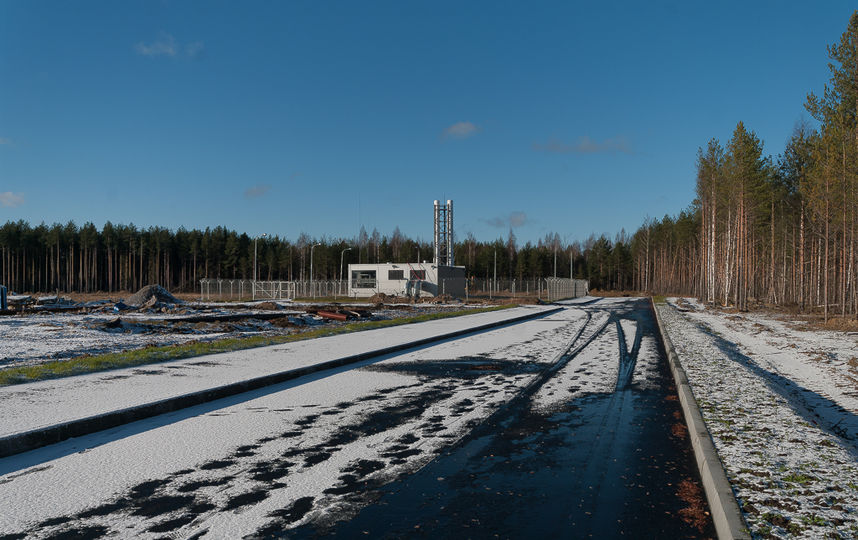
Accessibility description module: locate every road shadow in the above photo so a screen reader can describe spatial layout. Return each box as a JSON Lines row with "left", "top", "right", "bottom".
{"left": 0, "top": 310, "right": 563, "bottom": 476}
{"left": 696, "top": 321, "right": 858, "bottom": 460}
{"left": 285, "top": 297, "right": 714, "bottom": 539}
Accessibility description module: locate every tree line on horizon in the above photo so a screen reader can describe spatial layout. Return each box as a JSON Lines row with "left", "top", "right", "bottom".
{"left": 631, "top": 11, "right": 858, "bottom": 320}
{"left": 8, "top": 13, "right": 855, "bottom": 309}
{"left": 0, "top": 220, "right": 633, "bottom": 295}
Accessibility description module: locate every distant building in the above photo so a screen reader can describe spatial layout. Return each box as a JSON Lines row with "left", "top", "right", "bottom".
{"left": 348, "top": 200, "right": 466, "bottom": 298}
{"left": 347, "top": 262, "right": 465, "bottom": 298}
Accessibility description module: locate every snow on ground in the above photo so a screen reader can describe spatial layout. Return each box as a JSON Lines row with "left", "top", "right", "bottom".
{"left": 668, "top": 298, "right": 858, "bottom": 440}
{"left": 660, "top": 301, "right": 858, "bottom": 539}
{"left": 0, "top": 307, "right": 591, "bottom": 538}
{"left": 530, "top": 311, "right": 616, "bottom": 411}
{"left": 0, "top": 312, "right": 231, "bottom": 368}
{"left": 0, "top": 304, "right": 475, "bottom": 369}
{"left": 555, "top": 295, "right": 601, "bottom": 305}
{"left": 0, "top": 306, "right": 554, "bottom": 438}
{"left": 630, "top": 333, "right": 661, "bottom": 391}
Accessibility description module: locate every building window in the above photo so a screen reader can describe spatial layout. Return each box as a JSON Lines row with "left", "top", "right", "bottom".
{"left": 388, "top": 270, "right": 404, "bottom": 280}
{"left": 410, "top": 269, "right": 426, "bottom": 280}
{"left": 351, "top": 270, "right": 377, "bottom": 289}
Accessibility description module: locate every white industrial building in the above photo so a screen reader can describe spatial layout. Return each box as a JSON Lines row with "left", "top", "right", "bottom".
{"left": 348, "top": 262, "right": 466, "bottom": 298}
{"left": 348, "top": 200, "right": 466, "bottom": 298}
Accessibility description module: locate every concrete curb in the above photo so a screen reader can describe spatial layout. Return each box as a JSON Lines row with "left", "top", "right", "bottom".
{"left": 0, "top": 306, "right": 563, "bottom": 459}
{"left": 650, "top": 299, "right": 750, "bottom": 540}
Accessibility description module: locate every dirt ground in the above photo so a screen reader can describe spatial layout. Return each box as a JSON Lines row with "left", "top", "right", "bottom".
{"left": 587, "top": 289, "right": 648, "bottom": 298}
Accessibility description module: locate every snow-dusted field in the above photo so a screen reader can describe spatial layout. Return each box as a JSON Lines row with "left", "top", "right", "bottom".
{"left": 0, "top": 306, "right": 554, "bottom": 439}
{"left": 661, "top": 299, "right": 858, "bottom": 538}
{"left": 0, "top": 303, "right": 463, "bottom": 369}
{"left": 0, "top": 298, "right": 705, "bottom": 538}
{"left": 0, "top": 312, "right": 232, "bottom": 368}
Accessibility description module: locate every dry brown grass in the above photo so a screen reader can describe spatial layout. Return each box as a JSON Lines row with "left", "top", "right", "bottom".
{"left": 588, "top": 289, "right": 647, "bottom": 297}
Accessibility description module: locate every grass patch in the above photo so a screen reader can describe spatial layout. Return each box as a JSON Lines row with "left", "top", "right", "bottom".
{"left": 652, "top": 295, "right": 667, "bottom": 304}
{"left": 755, "top": 523, "right": 772, "bottom": 536}
{"left": 0, "top": 304, "right": 517, "bottom": 386}
{"left": 782, "top": 472, "right": 814, "bottom": 485}
{"left": 800, "top": 514, "right": 825, "bottom": 527}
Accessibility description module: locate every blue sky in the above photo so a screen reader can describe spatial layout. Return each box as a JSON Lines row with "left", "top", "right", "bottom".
{"left": 1, "top": 1, "right": 854, "bottom": 245}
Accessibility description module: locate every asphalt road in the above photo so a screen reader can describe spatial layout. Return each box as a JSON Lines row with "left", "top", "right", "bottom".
{"left": 0, "top": 298, "right": 713, "bottom": 539}
{"left": 291, "top": 298, "right": 714, "bottom": 539}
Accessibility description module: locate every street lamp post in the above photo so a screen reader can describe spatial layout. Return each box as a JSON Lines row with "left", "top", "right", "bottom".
{"left": 310, "top": 243, "right": 321, "bottom": 299}
{"left": 492, "top": 250, "right": 496, "bottom": 300}
{"left": 340, "top": 247, "right": 353, "bottom": 297}
{"left": 253, "top": 233, "right": 268, "bottom": 300}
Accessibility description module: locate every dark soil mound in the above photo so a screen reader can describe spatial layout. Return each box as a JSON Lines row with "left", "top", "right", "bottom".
{"left": 124, "top": 285, "right": 182, "bottom": 307}
{"left": 368, "top": 293, "right": 388, "bottom": 303}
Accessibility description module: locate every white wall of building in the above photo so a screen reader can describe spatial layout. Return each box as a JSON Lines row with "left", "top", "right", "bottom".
{"left": 347, "top": 263, "right": 465, "bottom": 298}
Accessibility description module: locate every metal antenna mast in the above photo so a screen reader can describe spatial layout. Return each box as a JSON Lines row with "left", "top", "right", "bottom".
{"left": 433, "top": 199, "right": 454, "bottom": 266}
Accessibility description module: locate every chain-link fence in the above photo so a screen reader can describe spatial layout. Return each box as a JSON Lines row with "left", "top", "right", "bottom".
{"left": 199, "top": 279, "right": 348, "bottom": 301}
{"left": 468, "top": 278, "right": 588, "bottom": 301}
{"left": 199, "top": 278, "right": 587, "bottom": 302}
{"left": 544, "top": 278, "right": 589, "bottom": 301}
{"left": 294, "top": 280, "right": 348, "bottom": 298}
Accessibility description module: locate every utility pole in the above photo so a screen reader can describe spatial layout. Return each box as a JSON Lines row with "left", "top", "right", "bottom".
{"left": 554, "top": 244, "right": 557, "bottom": 278}
{"left": 493, "top": 250, "right": 497, "bottom": 298}
{"left": 340, "top": 247, "right": 352, "bottom": 297}
{"left": 253, "top": 233, "right": 268, "bottom": 300}
{"left": 569, "top": 248, "right": 573, "bottom": 279}
{"left": 310, "top": 242, "right": 321, "bottom": 299}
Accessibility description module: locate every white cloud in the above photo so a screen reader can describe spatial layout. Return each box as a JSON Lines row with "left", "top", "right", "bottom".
{"left": 135, "top": 33, "right": 177, "bottom": 57}
{"left": 443, "top": 121, "right": 479, "bottom": 139}
{"left": 135, "top": 33, "right": 204, "bottom": 59}
{"left": 185, "top": 41, "right": 205, "bottom": 59}
{"left": 244, "top": 184, "right": 271, "bottom": 199}
{"left": 533, "top": 136, "right": 632, "bottom": 155}
{"left": 0, "top": 192, "right": 24, "bottom": 207}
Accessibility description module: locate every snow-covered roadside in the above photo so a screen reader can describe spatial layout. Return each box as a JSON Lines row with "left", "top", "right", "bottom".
{"left": 0, "top": 306, "right": 453, "bottom": 369}
{"left": 0, "top": 308, "right": 587, "bottom": 538}
{"left": 659, "top": 303, "right": 858, "bottom": 539}
{"left": 0, "top": 306, "right": 555, "bottom": 439}
{"left": 668, "top": 298, "right": 858, "bottom": 441}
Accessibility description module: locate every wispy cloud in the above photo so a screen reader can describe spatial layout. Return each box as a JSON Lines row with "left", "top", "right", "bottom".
{"left": 0, "top": 138, "right": 11, "bottom": 145}
{"left": 533, "top": 136, "right": 632, "bottom": 155}
{"left": 135, "top": 33, "right": 177, "bottom": 57}
{"left": 244, "top": 184, "right": 271, "bottom": 199}
{"left": 0, "top": 192, "right": 24, "bottom": 208}
{"left": 185, "top": 41, "right": 205, "bottom": 59}
{"left": 135, "top": 33, "right": 204, "bottom": 59}
{"left": 484, "top": 211, "right": 528, "bottom": 229}
{"left": 442, "top": 121, "right": 479, "bottom": 139}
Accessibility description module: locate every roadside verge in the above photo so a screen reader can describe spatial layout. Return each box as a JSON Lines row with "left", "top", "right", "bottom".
{"left": 0, "top": 306, "right": 562, "bottom": 459}
{"left": 651, "top": 299, "right": 749, "bottom": 540}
